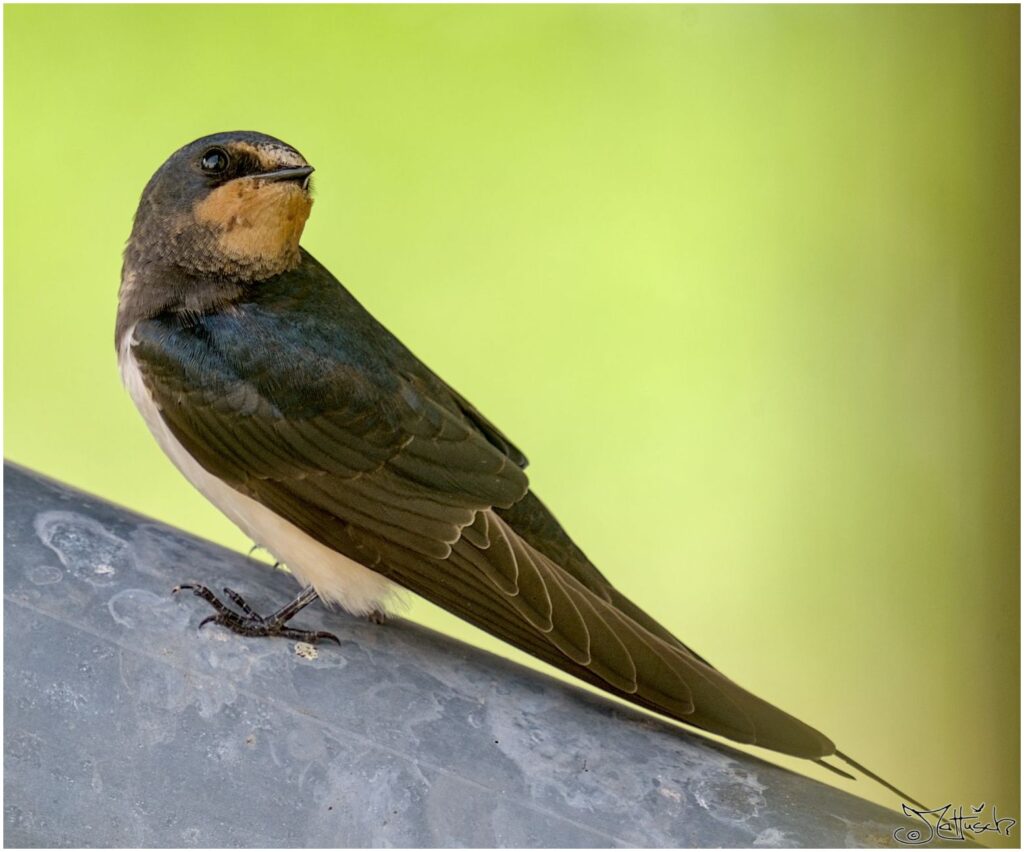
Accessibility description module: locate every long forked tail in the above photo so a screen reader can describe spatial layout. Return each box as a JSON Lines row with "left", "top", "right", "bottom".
{"left": 834, "top": 750, "right": 928, "bottom": 811}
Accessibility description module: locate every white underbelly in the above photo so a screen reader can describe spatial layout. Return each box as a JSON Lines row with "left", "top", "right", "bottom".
{"left": 118, "top": 333, "right": 398, "bottom": 616}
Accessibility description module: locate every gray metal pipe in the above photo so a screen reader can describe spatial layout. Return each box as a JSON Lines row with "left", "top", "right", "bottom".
{"left": 4, "top": 463, "right": 936, "bottom": 847}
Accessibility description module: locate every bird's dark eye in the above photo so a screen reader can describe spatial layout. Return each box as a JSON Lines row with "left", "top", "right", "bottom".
{"left": 199, "top": 147, "right": 230, "bottom": 174}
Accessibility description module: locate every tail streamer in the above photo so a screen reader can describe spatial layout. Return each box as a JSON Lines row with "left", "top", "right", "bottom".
{"left": 835, "top": 750, "right": 927, "bottom": 811}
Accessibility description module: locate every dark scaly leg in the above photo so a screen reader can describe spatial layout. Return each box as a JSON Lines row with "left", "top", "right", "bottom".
{"left": 173, "top": 583, "right": 340, "bottom": 645}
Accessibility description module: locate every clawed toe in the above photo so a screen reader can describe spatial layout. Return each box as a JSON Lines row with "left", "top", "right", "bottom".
{"left": 173, "top": 583, "right": 339, "bottom": 645}
{"left": 221, "top": 586, "right": 259, "bottom": 618}
{"left": 280, "top": 628, "right": 341, "bottom": 645}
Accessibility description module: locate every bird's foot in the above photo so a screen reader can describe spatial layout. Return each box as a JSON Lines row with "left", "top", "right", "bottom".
{"left": 173, "top": 583, "right": 340, "bottom": 645}
{"left": 367, "top": 609, "right": 387, "bottom": 625}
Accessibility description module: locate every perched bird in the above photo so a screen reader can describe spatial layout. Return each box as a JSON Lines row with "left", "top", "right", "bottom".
{"left": 117, "top": 130, "right": 920, "bottom": 808}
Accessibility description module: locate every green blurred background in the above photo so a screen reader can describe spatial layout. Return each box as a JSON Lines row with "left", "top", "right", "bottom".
{"left": 5, "top": 4, "right": 1019, "bottom": 835}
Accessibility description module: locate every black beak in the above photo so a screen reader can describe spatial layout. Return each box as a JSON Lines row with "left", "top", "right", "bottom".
{"left": 258, "top": 165, "right": 314, "bottom": 188}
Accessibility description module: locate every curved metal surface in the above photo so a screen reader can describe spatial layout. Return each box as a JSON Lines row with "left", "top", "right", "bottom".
{"left": 4, "top": 462, "right": 927, "bottom": 847}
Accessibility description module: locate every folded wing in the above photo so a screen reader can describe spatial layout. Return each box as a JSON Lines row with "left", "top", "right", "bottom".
{"left": 131, "top": 302, "right": 835, "bottom": 759}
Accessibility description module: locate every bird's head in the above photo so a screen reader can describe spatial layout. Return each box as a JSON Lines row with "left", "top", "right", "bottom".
{"left": 127, "top": 131, "right": 314, "bottom": 281}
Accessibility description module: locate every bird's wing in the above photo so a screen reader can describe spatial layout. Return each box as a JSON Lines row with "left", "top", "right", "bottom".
{"left": 130, "top": 310, "right": 834, "bottom": 759}
{"left": 440, "top": 379, "right": 529, "bottom": 469}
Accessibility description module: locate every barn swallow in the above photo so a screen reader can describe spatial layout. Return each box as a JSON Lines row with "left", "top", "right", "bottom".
{"left": 117, "top": 131, "right": 922, "bottom": 808}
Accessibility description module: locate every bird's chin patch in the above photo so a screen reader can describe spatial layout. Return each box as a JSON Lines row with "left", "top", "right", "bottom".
{"left": 194, "top": 178, "right": 313, "bottom": 277}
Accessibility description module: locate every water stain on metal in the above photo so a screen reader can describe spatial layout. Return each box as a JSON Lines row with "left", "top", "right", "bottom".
{"left": 34, "top": 511, "right": 126, "bottom": 586}
{"left": 694, "top": 774, "right": 767, "bottom": 823}
{"left": 27, "top": 564, "right": 63, "bottom": 586}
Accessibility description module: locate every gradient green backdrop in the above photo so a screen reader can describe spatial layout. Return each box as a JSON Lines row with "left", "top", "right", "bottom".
{"left": 5, "top": 4, "right": 1019, "bottom": 835}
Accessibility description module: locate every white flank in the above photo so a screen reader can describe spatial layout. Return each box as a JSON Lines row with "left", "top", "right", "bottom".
{"left": 119, "top": 330, "right": 398, "bottom": 616}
